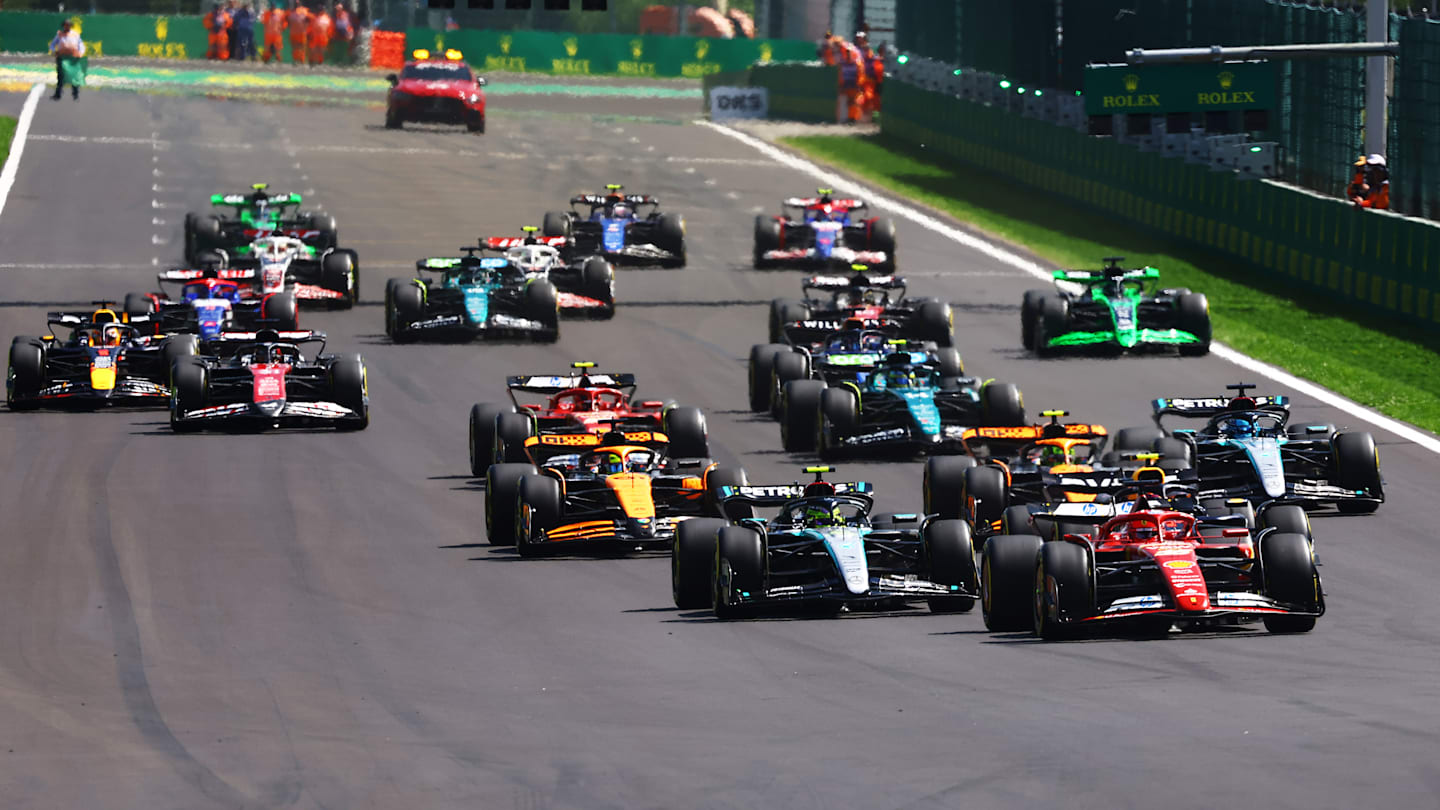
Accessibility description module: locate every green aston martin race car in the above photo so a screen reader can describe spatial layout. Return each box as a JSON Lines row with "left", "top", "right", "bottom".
{"left": 1020, "top": 257, "right": 1210, "bottom": 356}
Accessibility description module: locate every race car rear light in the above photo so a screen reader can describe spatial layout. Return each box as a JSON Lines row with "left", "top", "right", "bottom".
{"left": 1222, "top": 528, "right": 1250, "bottom": 538}
{"left": 639, "top": 400, "right": 664, "bottom": 407}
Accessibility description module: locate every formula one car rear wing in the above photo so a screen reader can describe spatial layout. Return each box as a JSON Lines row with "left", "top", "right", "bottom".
{"left": 959, "top": 410, "right": 1109, "bottom": 459}
{"left": 802, "top": 269, "right": 905, "bottom": 292}
{"left": 570, "top": 185, "right": 658, "bottom": 209}
{"left": 210, "top": 185, "right": 302, "bottom": 208}
{"left": 783, "top": 196, "right": 865, "bottom": 210}
{"left": 1152, "top": 383, "right": 1290, "bottom": 427}
{"left": 504, "top": 372, "right": 638, "bottom": 394}
{"left": 205, "top": 328, "right": 327, "bottom": 357}
{"left": 158, "top": 267, "right": 258, "bottom": 287}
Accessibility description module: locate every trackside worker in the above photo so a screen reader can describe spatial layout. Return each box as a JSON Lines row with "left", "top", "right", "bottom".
{"left": 334, "top": 2, "right": 354, "bottom": 63}
{"left": 205, "top": 1, "right": 233, "bottom": 60}
{"left": 1352, "top": 154, "right": 1390, "bottom": 210}
{"left": 817, "top": 30, "right": 840, "bottom": 66}
{"left": 232, "top": 1, "right": 255, "bottom": 61}
{"left": 1346, "top": 155, "right": 1367, "bottom": 202}
{"left": 837, "top": 39, "right": 867, "bottom": 122}
{"left": 307, "top": 6, "right": 333, "bottom": 66}
{"left": 855, "top": 30, "right": 884, "bottom": 116}
{"left": 260, "top": 1, "right": 288, "bottom": 63}
{"left": 48, "top": 21, "right": 85, "bottom": 101}
{"left": 287, "top": 2, "right": 312, "bottom": 65}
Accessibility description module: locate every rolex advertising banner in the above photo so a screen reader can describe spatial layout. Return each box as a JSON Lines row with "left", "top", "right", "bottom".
{"left": 1083, "top": 62, "right": 1277, "bottom": 116}
{"left": 0, "top": 12, "right": 206, "bottom": 60}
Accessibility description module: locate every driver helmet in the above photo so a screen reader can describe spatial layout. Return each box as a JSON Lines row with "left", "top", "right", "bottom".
{"left": 1223, "top": 415, "right": 1256, "bottom": 438}
{"left": 261, "top": 239, "right": 292, "bottom": 261}
{"left": 510, "top": 245, "right": 557, "bottom": 276}
{"left": 102, "top": 324, "right": 124, "bottom": 347}
{"left": 803, "top": 502, "right": 844, "bottom": 527}
{"left": 1037, "top": 444, "right": 1066, "bottom": 468}
{"left": 268, "top": 345, "right": 288, "bottom": 364}
{"left": 862, "top": 289, "right": 888, "bottom": 305}
{"left": 611, "top": 203, "right": 631, "bottom": 219}
{"left": 884, "top": 367, "right": 917, "bottom": 388}
{"left": 594, "top": 451, "right": 624, "bottom": 475}
{"left": 1132, "top": 522, "right": 1158, "bottom": 541}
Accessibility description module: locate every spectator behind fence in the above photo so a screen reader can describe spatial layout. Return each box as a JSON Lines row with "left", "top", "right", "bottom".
{"left": 1350, "top": 153, "right": 1390, "bottom": 211}
{"left": 48, "top": 21, "right": 85, "bottom": 101}
{"left": 205, "top": 1, "right": 233, "bottom": 60}
{"left": 261, "top": 1, "right": 287, "bottom": 62}
{"left": 232, "top": 2, "right": 255, "bottom": 61}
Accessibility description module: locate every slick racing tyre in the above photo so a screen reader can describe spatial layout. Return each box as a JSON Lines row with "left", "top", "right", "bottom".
{"left": 866, "top": 217, "right": 897, "bottom": 270}
{"left": 329, "top": 353, "right": 369, "bottom": 430}
{"left": 935, "top": 347, "right": 964, "bottom": 378}
{"left": 1258, "top": 503, "right": 1310, "bottom": 539}
{"left": 308, "top": 213, "right": 339, "bottom": 251}
{"left": 768, "top": 299, "right": 810, "bottom": 344}
{"left": 1333, "top": 431, "right": 1383, "bottom": 513}
{"left": 193, "top": 215, "right": 223, "bottom": 254}
{"left": 925, "top": 519, "right": 978, "bottom": 613}
{"left": 261, "top": 292, "right": 300, "bottom": 331}
{"left": 469, "top": 402, "right": 515, "bottom": 477}
{"left": 673, "top": 518, "right": 726, "bottom": 609}
{"left": 748, "top": 343, "right": 787, "bottom": 413}
{"left": 1034, "top": 296, "right": 1069, "bottom": 357}
{"left": 982, "top": 534, "right": 1043, "bottom": 631}
{"left": 1113, "top": 426, "right": 1164, "bottom": 454}
{"left": 515, "top": 475, "right": 563, "bottom": 558}
{"left": 322, "top": 249, "right": 359, "bottom": 308}
{"left": 494, "top": 412, "right": 535, "bottom": 464}
{"left": 524, "top": 280, "right": 561, "bottom": 342}
{"left": 485, "top": 463, "right": 536, "bottom": 545}
{"left": 169, "top": 357, "right": 208, "bottom": 433}
{"left": 769, "top": 351, "right": 809, "bottom": 418}
{"left": 160, "top": 334, "right": 200, "bottom": 370}
{"left": 922, "top": 455, "right": 976, "bottom": 519}
{"left": 388, "top": 279, "right": 425, "bottom": 341}
{"left": 714, "top": 526, "right": 765, "bottom": 619}
{"left": 7, "top": 337, "right": 46, "bottom": 409}
{"left": 753, "top": 215, "right": 781, "bottom": 269}
{"left": 580, "top": 257, "right": 615, "bottom": 319}
{"left": 1020, "top": 290, "right": 1048, "bottom": 350}
{"left": 916, "top": 299, "right": 954, "bottom": 348}
{"left": 656, "top": 213, "right": 686, "bottom": 268}
{"left": 704, "top": 466, "right": 750, "bottom": 519}
{"left": 1176, "top": 293, "right": 1212, "bottom": 357}
{"left": 780, "top": 379, "right": 824, "bottom": 452}
{"left": 981, "top": 382, "right": 1026, "bottom": 427}
{"left": 542, "top": 211, "right": 571, "bottom": 238}
{"left": 963, "top": 466, "right": 1009, "bottom": 528}
{"left": 124, "top": 292, "right": 154, "bottom": 320}
{"left": 663, "top": 406, "right": 709, "bottom": 459}
{"left": 1261, "top": 532, "right": 1320, "bottom": 633}
{"left": 1034, "top": 540, "right": 1091, "bottom": 640}
{"left": 817, "top": 386, "right": 859, "bottom": 460}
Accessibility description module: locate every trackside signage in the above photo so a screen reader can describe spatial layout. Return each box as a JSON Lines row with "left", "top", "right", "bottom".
{"left": 709, "top": 86, "right": 768, "bottom": 120}
{"left": 1083, "top": 62, "right": 1275, "bottom": 115}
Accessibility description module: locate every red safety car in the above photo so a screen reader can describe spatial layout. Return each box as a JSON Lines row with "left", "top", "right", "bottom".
{"left": 466, "top": 362, "right": 709, "bottom": 476}
{"left": 981, "top": 487, "right": 1323, "bottom": 638}
{"left": 385, "top": 49, "right": 486, "bottom": 133}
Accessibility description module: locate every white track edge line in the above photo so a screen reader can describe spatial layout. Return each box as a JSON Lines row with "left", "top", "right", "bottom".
{"left": 0, "top": 83, "right": 44, "bottom": 222}
{"left": 701, "top": 120, "right": 1440, "bottom": 457}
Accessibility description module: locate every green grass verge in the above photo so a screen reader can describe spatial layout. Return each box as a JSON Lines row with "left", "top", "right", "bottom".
{"left": 0, "top": 116, "right": 16, "bottom": 168}
{"left": 781, "top": 133, "right": 1440, "bottom": 434}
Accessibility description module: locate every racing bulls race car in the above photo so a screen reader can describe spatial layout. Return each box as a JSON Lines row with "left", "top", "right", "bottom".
{"left": 981, "top": 485, "right": 1324, "bottom": 638}
{"left": 468, "top": 363, "right": 709, "bottom": 475}
{"left": 481, "top": 227, "right": 616, "bottom": 317}
{"left": 779, "top": 350, "right": 1026, "bottom": 457}
{"left": 763, "top": 267, "right": 954, "bottom": 346}
{"left": 385, "top": 249, "right": 560, "bottom": 344}
{"left": 484, "top": 427, "right": 745, "bottom": 557}
{"left": 1022, "top": 257, "right": 1210, "bottom": 356}
{"left": 1151, "top": 383, "right": 1384, "bottom": 513}
{"left": 169, "top": 329, "right": 368, "bottom": 432}
{"left": 184, "top": 183, "right": 337, "bottom": 265}
{"left": 753, "top": 189, "right": 896, "bottom": 271}
{"left": 7, "top": 305, "right": 197, "bottom": 409}
{"left": 542, "top": 184, "right": 686, "bottom": 267}
{"left": 671, "top": 467, "right": 979, "bottom": 618}
{"left": 203, "top": 235, "right": 359, "bottom": 308}
{"left": 123, "top": 268, "right": 299, "bottom": 339}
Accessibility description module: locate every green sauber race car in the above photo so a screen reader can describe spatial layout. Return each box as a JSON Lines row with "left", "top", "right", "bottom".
{"left": 184, "top": 183, "right": 338, "bottom": 265}
{"left": 1021, "top": 257, "right": 1211, "bottom": 356}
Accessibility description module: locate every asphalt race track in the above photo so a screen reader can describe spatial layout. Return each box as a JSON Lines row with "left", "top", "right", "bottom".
{"left": 0, "top": 88, "right": 1437, "bottom": 810}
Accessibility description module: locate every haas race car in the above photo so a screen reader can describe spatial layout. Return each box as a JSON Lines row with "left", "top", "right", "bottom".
{"left": 467, "top": 362, "right": 708, "bottom": 476}
{"left": 981, "top": 482, "right": 1324, "bottom": 638}
{"left": 1151, "top": 383, "right": 1384, "bottom": 513}
{"left": 671, "top": 467, "right": 979, "bottom": 618}
{"left": 754, "top": 189, "right": 896, "bottom": 271}
{"left": 484, "top": 427, "right": 746, "bottom": 557}
{"left": 8, "top": 305, "right": 199, "bottom": 409}
{"left": 201, "top": 235, "right": 359, "bottom": 308}
{"left": 184, "top": 183, "right": 337, "bottom": 265}
{"left": 481, "top": 227, "right": 616, "bottom": 317}
{"left": 543, "top": 184, "right": 686, "bottom": 267}
{"left": 123, "top": 268, "right": 299, "bottom": 339}
{"left": 169, "top": 329, "right": 368, "bottom": 432}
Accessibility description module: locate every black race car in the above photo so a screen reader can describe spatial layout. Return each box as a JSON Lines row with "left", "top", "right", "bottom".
{"left": 541, "top": 184, "right": 686, "bottom": 267}
{"left": 763, "top": 268, "right": 953, "bottom": 346}
{"left": 184, "top": 183, "right": 337, "bottom": 265}
{"left": 123, "top": 268, "right": 299, "bottom": 340}
{"left": 7, "top": 305, "right": 197, "bottom": 410}
{"left": 385, "top": 249, "right": 560, "bottom": 343}
{"left": 169, "top": 329, "right": 368, "bottom": 432}
{"left": 481, "top": 229, "right": 616, "bottom": 318}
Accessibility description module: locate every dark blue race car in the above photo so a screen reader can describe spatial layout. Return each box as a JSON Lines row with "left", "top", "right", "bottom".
{"left": 542, "top": 183, "right": 686, "bottom": 267}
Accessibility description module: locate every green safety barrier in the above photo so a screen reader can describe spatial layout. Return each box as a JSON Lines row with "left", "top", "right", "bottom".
{"left": 405, "top": 28, "right": 812, "bottom": 80}
{"left": 882, "top": 80, "right": 1440, "bottom": 331}
{"left": 0, "top": 11, "right": 207, "bottom": 61}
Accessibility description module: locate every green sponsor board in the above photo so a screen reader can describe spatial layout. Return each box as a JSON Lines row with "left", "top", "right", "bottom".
{"left": 406, "top": 29, "right": 813, "bottom": 80}
{"left": 1083, "top": 62, "right": 1276, "bottom": 115}
{"left": 0, "top": 11, "right": 207, "bottom": 61}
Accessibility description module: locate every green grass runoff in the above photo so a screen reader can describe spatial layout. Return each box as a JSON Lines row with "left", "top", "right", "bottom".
{"left": 781, "top": 133, "right": 1440, "bottom": 434}
{"left": 0, "top": 116, "right": 16, "bottom": 168}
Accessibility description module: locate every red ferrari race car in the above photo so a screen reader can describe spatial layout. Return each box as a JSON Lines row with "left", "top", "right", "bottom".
{"left": 466, "top": 362, "right": 709, "bottom": 476}
{"left": 981, "top": 484, "right": 1323, "bottom": 639}
{"left": 385, "top": 49, "right": 486, "bottom": 133}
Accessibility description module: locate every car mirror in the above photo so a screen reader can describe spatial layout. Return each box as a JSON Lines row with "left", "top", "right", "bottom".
{"left": 387, "top": 73, "right": 399, "bottom": 87}
{"left": 477, "top": 77, "right": 487, "bottom": 86}
{"left": 888, "top": 514, "right": 918, "bottom": 523}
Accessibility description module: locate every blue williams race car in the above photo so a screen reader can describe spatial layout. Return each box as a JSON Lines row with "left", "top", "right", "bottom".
{"left": 670, "top": 467, "right": 980, "bottom": 618}
{"left": 542, "top": 184, "right": 686, "bottom": 268}
{"left": 1152, "top": 383, "right": 1384, "bottom": 513}
{"left": 778, "top": 350, "right": 1026, "bottom": 458}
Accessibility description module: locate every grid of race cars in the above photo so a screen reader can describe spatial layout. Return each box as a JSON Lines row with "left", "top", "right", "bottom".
{"left": 6, "top": 182, "right": 1384, "bottom": 641}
